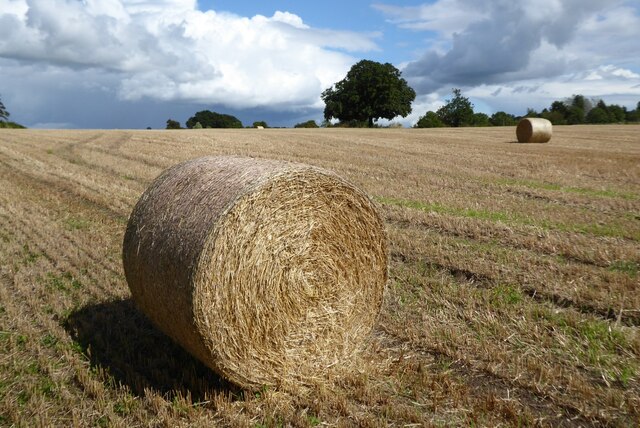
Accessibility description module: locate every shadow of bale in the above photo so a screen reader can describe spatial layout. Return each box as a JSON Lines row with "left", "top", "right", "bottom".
{"left": 63, "top": 298, "right": 239, "bottom": 400}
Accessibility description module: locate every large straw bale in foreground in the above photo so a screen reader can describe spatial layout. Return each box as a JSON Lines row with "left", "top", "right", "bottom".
{"left": 516, "top": 117, "right": 552, "bottom": 143}
{"left": 122, "top": 156, "right": 388, "bottom": 389}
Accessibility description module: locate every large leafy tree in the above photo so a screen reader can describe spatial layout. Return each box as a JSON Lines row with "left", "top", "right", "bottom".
{"left": 186, "top": 110, "right": 243, "bottom": 129}
{"left": 322, "top": 60, "right": 416, "bottom": 127}
{"left": 436, "top": 88, "right": 474, "bottom": 127}
{"left": 0, "top": 95, "right": 9, "bottom": 121}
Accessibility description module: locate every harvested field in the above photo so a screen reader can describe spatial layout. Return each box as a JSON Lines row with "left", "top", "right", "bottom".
{"left": 0, "top": 125, "right": 639, "bottom": 426}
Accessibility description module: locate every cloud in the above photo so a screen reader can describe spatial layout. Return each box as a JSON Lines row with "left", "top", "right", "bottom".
{"left": 373, "top": 0, "right": 486, "bottom": 37}
{"left": 0, "top": 0, "right": 378, "bottom": 111}
{"left": 376, "top": 0, "right": 640, "bottom": 95}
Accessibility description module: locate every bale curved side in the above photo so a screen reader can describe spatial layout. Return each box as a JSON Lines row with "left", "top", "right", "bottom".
{"left": 516, "top": 117, "right": 552, "bottom": 143}
{"left": 122, "top": 156, "right": 388, "bottom": 389}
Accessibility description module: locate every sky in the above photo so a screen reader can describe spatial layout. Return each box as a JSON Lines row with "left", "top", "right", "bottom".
{"left": 1, "top": 0, "right": 639, "bottom": 129}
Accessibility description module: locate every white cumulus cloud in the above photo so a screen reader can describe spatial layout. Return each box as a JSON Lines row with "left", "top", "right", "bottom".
{"left": 0, "top": 0, "right": 379, "bottom": 110}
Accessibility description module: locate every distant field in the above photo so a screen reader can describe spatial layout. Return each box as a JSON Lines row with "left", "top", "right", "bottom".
{"left": 0, "top": 125, "right": 638, "bottom": 426}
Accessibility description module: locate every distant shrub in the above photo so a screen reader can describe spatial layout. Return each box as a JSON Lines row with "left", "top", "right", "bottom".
{"left": 294, "top": 120, "right": 319, "bottom": 128}
{"left": 252, "top": 121, "right": 268, "bottom": 128}
{"left": 489, "top": 111, "right": 517, "bottom": 126}
{"left": 0, "top": 121, "right": 26, "bottom": 129}
{"left": 470, "top": 112, "right": 491, "bottom": 127}
{"left": 186, "top": 110, "right": 243, "bottom": 129}
{"left": 166, "top": 119, "right": 181, "bottom": 129}
{"left": 414, "top": 111, "right": 444, "bottom": 128}
{"left": 193, "top": 122, "right": 203, "bottom": 129}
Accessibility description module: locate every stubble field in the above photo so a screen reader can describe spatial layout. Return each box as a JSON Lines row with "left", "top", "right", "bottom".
{"left": 0, "top": 125, "right": 638, "bottom": 427}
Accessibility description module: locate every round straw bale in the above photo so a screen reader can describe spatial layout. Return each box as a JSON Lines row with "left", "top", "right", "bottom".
{"left": 516, "top": 117, "right": 552, "bottom": 143}
{"left": 122, "top": 156, "right": 388, "bottom": 389}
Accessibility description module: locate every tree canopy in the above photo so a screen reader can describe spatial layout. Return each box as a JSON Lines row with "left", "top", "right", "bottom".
{"left": 436, "top": 88, "right": 474, "bottom": 127}
{"left": 490, "top": 111, "right": 517, "bottom": 126}
{"left": 186, "top": 110, "right": 243, "bottom": 129}
{"left": 165, "top": 119, "right": 181, "bottom": 129}
{"left": 322, "top": 60, "right": 416, "bottom": 127}
{"left": 294, "top": 120, "right": 319, "bottom": 128}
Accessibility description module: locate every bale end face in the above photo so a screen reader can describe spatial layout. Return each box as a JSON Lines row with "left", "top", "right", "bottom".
{"left": 516, "top": 118, "right": 552, "bottom": 143}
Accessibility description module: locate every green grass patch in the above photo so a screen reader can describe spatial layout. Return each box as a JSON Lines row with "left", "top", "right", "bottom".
{"left": 16, "top": 334, "right": 28, "bottom": 348}
{"left": 21, "top": 244, "right": 41, "bottom": 265}
{"left": 113, "top": 394, "right": 138, "bottom": 416}
{"left": 64, "top": 217, "right": 91, "bottom": 231}
{"left": 17, "top": 390, "right": 30, "bottom": 406}
{"left": 40, "top": 334, "right": 58, "bottom": 349}
{"left": 376, "top": 196, "right": 638, "bottom": 240}
{"left": 39, "top": 378, "right": 57, "bottom": 399}
{"left": 609, "top": 260, "right": 638, "bottom": 277}
{"left": 562, "top": 222, "right": 632, "bottom": 240}
{"left": 376, "top": 196, "right": 514, "bottom": 222}
{"left": 612, "top": 364, "right": 636, "bottom": 388}
{"left": 25, "top": 361, "right": 40, "bottom": 375}
{"left": 307, "top": 415, "right": 321, "bottom": 426}
{"left": 494, "top": 178, "right": 638, "bottom": 200}
{"left": 45, "top": 271, "right": 83, "bottom": 293}
{"left": 491, "top": 285, "right": 523, "bottom": 306}
{"left": 532, "top": 308, "right": 634, "bottom": 375}
{"left": 576, "top": 318, "right": 628, "bottom": 353}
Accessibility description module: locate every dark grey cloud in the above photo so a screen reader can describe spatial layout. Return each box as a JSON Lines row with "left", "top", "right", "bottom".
{"left": 395, "top": 0, "right": 630, "bottom": 94}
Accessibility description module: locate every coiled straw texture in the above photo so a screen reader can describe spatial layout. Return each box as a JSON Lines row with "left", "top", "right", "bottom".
{"left": 122, "top": 156, "right": 388, "bottom": 389}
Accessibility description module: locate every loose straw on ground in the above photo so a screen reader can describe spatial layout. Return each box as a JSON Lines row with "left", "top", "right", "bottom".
{"left": 516, "top": 117, "right": 552, "bottom": 143}
{"left": 122, "top": 156, "right": 388, "bottom": 390}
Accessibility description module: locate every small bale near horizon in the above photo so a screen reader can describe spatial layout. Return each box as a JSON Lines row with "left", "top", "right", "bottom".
{"left": 122, "top": 156, "right": 388, "bottom": 390}
{"left": 516, "top": 117, "right": 553, "bottom": 143}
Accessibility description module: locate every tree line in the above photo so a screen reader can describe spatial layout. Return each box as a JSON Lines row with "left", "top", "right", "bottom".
{"left": 526, "top": 95, "right": 639, "bottom": 125}
{"left": 414, "top": 90, "right": 640, "bottom": 128}
{"left": 165, "top": 112, "right": 320, "bottom": 130}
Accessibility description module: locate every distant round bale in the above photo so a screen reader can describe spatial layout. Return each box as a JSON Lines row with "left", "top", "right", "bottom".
{"left": 516, "top": 117, "right": 552, "bottom": 143}
{"left": 122, "top": 156, "right": 388, "bottom": 389}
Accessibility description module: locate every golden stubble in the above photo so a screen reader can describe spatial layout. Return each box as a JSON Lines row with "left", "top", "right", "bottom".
{"left": 0, "top": 125, "right": 638, "bottom": 426}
